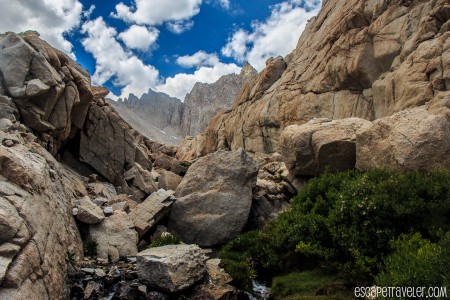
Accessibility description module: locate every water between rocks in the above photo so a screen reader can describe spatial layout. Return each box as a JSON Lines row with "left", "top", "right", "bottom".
{"left": 251, "top": 280, "right": 271, "bottom": 300}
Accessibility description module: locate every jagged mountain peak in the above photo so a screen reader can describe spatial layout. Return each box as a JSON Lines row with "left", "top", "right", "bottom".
{"left": 240, "top": 62, "right": 258, "bottom": 77}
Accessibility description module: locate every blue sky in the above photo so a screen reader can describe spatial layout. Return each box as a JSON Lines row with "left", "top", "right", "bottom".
{"left": 0, "top": 0, "right": 321, "bottom": 100}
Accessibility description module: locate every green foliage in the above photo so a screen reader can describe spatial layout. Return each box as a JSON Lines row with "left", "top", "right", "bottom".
{"left": 219, "top": 231, "right": 260, "bottom": 290}
{"left": 149, "top": 234, "right": 181, "bottom": 247}
{"left": 271, "top": 270, "right": 352, "bottom": 300}
{"left": 375, "top": 232, "right": 450, "bottom": 289}
{"left": 219, "top": 169, "right": 450, "bottom": 288}
{"left": 84, "top": 240, "right": 98, "bottom": 258}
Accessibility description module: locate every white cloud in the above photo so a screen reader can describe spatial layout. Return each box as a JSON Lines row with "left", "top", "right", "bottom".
{"left": 156, "top": 62, "right": 240, "bottom": 100}
{"left": 81, "top": 17, "right": 160, "bottom": 99}
{"left": 112, "top": 0, "right": 202, "bottom": 25}
{"left": 222, "top": 0, "right": 321, "bottom": 70}
{"left": 176, "top": 51, "right": 220, "bottom": 68}
{"left": 166, "top": 20, "right": 194, "bottom": 34}
{"left": 221, "top": 29, "right": 249, "bottom": 62}
{"left": 219, "top": 0, "right": 230, "bottom": 9}
{"left": 0, "top": 0, "right": 84, "bottom": 57}
{"left": 83, "top": 4, "right": 95, "bottom": 18}
{"left": 118, "top": 25, "right": 159, "bottom": 51}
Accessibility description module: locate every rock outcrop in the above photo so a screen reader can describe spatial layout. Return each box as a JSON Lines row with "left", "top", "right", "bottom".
{"left": 280, "top": 118, "right": 372, "bottom": 176}
{"left": 0, "top": 126, "right": 83, "bottom": 299}
{"left": 356, "top": 107, "right": 450, "bottom": 171}
{"left": 182, "top": 0, "right": 450, "bottom": 171}
{"left": 0, "top": 31, "right": 92, "bottom": 156}
{"left": 0, "top": 31, "right": 189, "bottom": 298}
{"left": 168, "top": 149, "right": 259, "bottom": 246}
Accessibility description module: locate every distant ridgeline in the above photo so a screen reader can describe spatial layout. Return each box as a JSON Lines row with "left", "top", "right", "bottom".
{"left": 109, "top": 62, "right": 257, "bottom": 145}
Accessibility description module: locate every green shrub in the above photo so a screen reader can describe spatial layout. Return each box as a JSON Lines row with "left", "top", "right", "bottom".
{"left": 219, "top": 169, "right": 450, "bottom": 287}
{"left": 149, "top": 234, "right": 181, "bottom": 247}
{"left": 219, "top": 231, "right": 261, "bottom": 290}
{"left": 376, "top": 232, "right": 450, "bottom": 289}
{"left": 84, "top": 240, "right": 98, "bottom": 258}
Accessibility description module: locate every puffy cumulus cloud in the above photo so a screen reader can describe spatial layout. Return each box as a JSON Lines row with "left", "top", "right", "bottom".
{"left": 118, "top": 25, "right": 159, "bottom": 51}
{"left": 218, "top": 0, "right": 230, "bottom": 9}
{"left": 221, "top": 29, "right": 249, "bottom": 62}
{"left": 166, "top": 20, "right": 194, "bottom": 34}
{"left": 112, "top": 0, "right": 202, "bottom": 25}
{"left": 0, "top": 0, "right": 84, "bottom": 56}
{"left": 156, "top": 62, "right": 240, "bottom": 100}
{"left": 176, "top": 51, "right": 220, "bottom": 68}
{"left": 81, "top": 17, "right": 160, "bottom": 99}
{"left": 222, "top": 0, "right": 321, "bottom": 70}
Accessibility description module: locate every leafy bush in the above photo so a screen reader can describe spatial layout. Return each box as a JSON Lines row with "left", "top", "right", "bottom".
{"left": 218, "top": 231, "right": 260, "bottom": 290}
{"left": 84, "top": 240, "right": 98, "bottom": 258}
{"left": 149, "top": 234, "right": 181, "bottom": 247}
{"left": 376, "top": 232, "right": 450, "bottom": 289}
{"left": 220, "top": 169, "right": 450, "bottom": 287}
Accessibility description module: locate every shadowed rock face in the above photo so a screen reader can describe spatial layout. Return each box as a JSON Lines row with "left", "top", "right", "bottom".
{"left": 179, "top": 0, "right": 450, "bottom": 163}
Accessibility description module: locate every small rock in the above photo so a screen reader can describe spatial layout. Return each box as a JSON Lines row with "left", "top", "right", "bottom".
{"left": 111, "top": 201, "right": 129, "bottom": 212}
{"left": 103, "top": 206, "right": 113, "bottom": 214}
{"left": 2, "top": 139, "right": 15, "bottom": 147}
{"left": 0, "top": 119, "right": 13, "bottom": 132}
{"left": 206, "top": 259, "right": 233, "bottom": 285}
{"left": 83, "top": 281, "right": 102, "bottom": 299}
{"left": 138, "top": 285, "right": 147, "bottom": 294}
{"left": 80, "top": 268, "right": 95, "bottom": 275}
{"left": 76, "top": 196, "right": 105, "bottom": 224}
{"left": 94, "top": 268, "right": 106, "bottom": 278}
{"left": 72, "top": 208, "right": 79, "bottom": 216}
{"left": 92, "top": 197, "right": 108, "bottom": 207}
{"left": 88, "top": 174, "right": 98, "bottom": 183}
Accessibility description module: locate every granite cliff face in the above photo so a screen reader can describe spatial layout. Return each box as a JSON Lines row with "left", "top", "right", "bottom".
{"left": 180, "top": 0, "right": 450, "bottom": 168}
{"left": 181, "top": 63, "right": 257, "bottom": 136}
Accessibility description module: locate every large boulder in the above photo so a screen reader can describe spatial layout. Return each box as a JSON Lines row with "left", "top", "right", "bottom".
{"left": 129, "top": 189, "right": 176, "bottom": 238}
{"left": 136, "top": 244, "right": 207, "bottom": 293}
{"left": 88, "top": 212, "right": 138, "bottom": 262}
{"left": 168, "top": 149, "right": 258, "bottom": 246}
{"left": 0, "top": 130, "right": 83, "bottom": 299}
{"left": 280, "top": 118, "right": 372, "bottom": 176}
{"left": 356, "top": 107, "right": 450, "bottom": 171}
